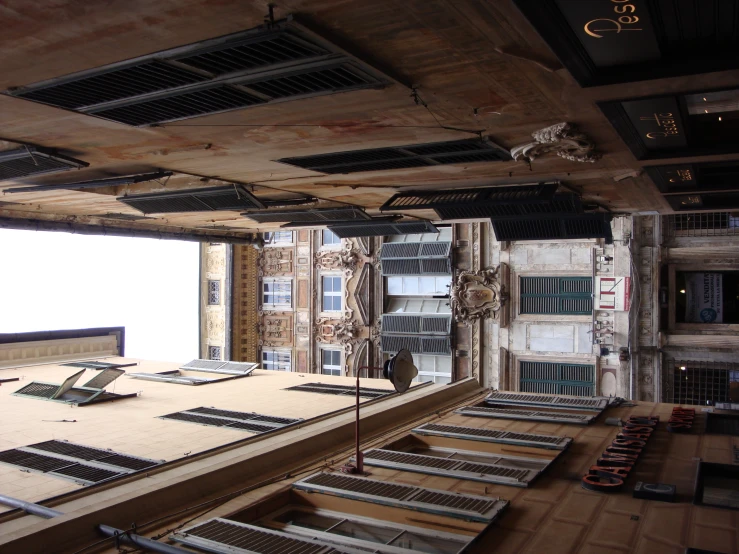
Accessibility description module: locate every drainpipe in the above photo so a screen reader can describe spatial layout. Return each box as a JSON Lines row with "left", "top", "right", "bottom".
{"left": 0, "top": 495, "right": 62, "bottom": 519}
{"left": 97, "top": 525, "right": 191, "bottom": 554}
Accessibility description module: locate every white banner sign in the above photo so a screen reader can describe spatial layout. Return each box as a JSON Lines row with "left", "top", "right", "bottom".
{"left": 596, "top": 277, "right": 631, "bottom": 311}
{"left": 684, "top": 272, "right": 723, "bottom": 323}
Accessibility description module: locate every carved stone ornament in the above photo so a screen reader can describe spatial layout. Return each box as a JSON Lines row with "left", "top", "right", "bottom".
{"left": 450, "top": 266, "right": 508, "bottom": 324}
{"left": 314, "top": 242, "right": 358, "bottom": 276}
{"left": 510, "top": 122, "right": 600, "bottom": 164}
{"left": 314, "top": 317, "right": 360, "bottom": 354}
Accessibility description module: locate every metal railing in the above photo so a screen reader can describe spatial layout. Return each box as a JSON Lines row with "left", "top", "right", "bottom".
{"left": 664, "top": 213, "right": 739, "bottom": 240}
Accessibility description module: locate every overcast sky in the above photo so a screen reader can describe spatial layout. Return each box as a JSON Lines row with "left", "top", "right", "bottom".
{"left": 0, "top": 229, "right": 199, "bottom": 362}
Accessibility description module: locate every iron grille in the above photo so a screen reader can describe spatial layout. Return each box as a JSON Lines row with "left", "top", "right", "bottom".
{"left": 243, "top": 207, "right": 370, "bottom": 224}
{"left": 328, "top": 220, "right": 438, "bottom": 238}
{"left": 664, "top": 213, "right": 739, "bottom": 240}
{"left": 663, "top": 358, "right": 739, "bottom": 406}
{"left": 413, "top": 423, "right": 570, "bottom": 450}
{"left": 13, "top": 382, "right": 57, "bottom": 398}
{"left": 174, "top": 518, "right": 350, "bottom": 554}
{"left": 284, "top": 382, "right": 391, "bottom": 398}
{"left": 0, "top": 147, "right": 88, "bottom": 181}
{"left": 278, "top": 138, "right": 511, "bottom": 174}
{"left": 10, "top": 22, "right": 390, "bottom": 126}
{"left": 455, "top": 405, "right": 595, "bottom": 424}
{"left": 118, "top": 185, "right": 265, "bottom": 214}
{"left": 294, "top": 472, "right": 506, "bottom": 521}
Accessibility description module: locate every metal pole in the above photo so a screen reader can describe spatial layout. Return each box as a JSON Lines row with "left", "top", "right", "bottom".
{"left": 0, "top": 494, "right": 62, "bottom": 519}
{"left": 98, "top": 525, "right": 191, "bottom": 554}
{"left": 355, "top": 371, "right": 362, "bottom": 474}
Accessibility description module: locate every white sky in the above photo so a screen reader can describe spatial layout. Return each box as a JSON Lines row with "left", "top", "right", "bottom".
{"left": 0, "top": 229, "right": 199, "bottom": 362}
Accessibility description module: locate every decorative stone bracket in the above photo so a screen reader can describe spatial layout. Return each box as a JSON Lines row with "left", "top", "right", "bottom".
{"left": 510, "top": 122, "right": 600, "bottom": 164}
{"left": 450, "top": 266, "right": 508, "bottom": 325}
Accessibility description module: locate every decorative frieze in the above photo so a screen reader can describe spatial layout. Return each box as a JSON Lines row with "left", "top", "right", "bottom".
{"left": 510, "top": 122, "right": 600, "bottom": 164}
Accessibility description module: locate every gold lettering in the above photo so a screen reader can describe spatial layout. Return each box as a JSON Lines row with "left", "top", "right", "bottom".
{"left": 583, "top": 2, "right": 642, "bottom": 38}
{"left": 646, "top": 132, "right": 667, "bottom": 139}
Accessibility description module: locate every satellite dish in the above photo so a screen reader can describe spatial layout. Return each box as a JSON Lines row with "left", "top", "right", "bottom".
{"left": 383, "top": 349, "right": 418, "bottom": 393}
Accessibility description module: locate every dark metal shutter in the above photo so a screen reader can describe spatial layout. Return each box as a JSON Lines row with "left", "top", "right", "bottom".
{"left": 0, "top": 147, "right": 88, "bottom": 182}
{"left": 328, "top": 219, "right": 438, "bottom": 238}
{"left": 28, "top": 440, "right": 160, "bottom": 470}
{"left": 485, "top": 391, "right": 607, "bottom": 411}
{"left": 284, "top": 382, "right": 391, "bottom": 398}
{"left": 13, "top": 383, "right": 59, "bottom": 399}
{"left": 381, "top": 314, "right": 451, "bottom": 335}
{"left": 244, "top": 207, "right": 370, "bottom": 224}
{"left": 82, "top": 368, "right": 125, "bottom": 389}
{"left": 520, "top": 276, "right": 592, "bottom": 315}
{"left": 412, "top": 422, "right": 571, "bottom": 450}
{"left": 455, "top": 405, "right": 595, "bottom": 424}
{"left": 380, "top": 334, "right": 451, "bottom": 355}
{"left": 360, "top": 448, "right": 537, "bottom": 486}
{"left": 519, "top": 361, "right": 595, "bottom": 396}
{"left": 380, "top": 241, "right": 451, "bottom": 276}
{"left": 118, "top": 185, "right": 265, "bottom": 214}
{"left": 293, "top": 472, "right": 508, "bottom": 522}
{"left": 491, "top": 213, "right": 613, "bottom": 243}
{"left": 278, "top": 138, "right": 511, "bottom": 174}
{"left": 173, "top": 519, "right": 349, "bottom": 554}
{"left": 10, "top": 23, "right": 390, "bottom": 126}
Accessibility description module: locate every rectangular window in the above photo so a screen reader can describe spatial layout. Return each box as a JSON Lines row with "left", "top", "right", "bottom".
{"left": 263, "top": 231, "right": 293, "bottom": 245}
{"left": 0, "top": 440, "right": 160, "bottom": 485}
{"left": 208, "top": 346, "right": 221, "bottom": 361}
{"left": 518, "top": 361, "right": 595, "bottom": 396}
{"left": 262, "top": 350, "right": 291, "bottom": 371}
{"left": 322, "top": 229, "right": 341, "bottom": 245}
{"left": 676, "top": 271, "right": 739, "bottom": 324}
{"left": 520, "top": 276, "right": 592, "bottom": 315}
{"left": 207, "top": 280, "right": 220, "bottom": 305}
{"left": 695, "top": 462, "right": 739, "bottom": 510}
{"left": 322, "top": 276, "right": 342, "bottom": 312}
{"left": 413, "top": 354, "right": 452, "bottom": 384}
{"left": 321, "top": 350, "right": 342, "bottom": 376}
{"left": 456, "top": 405, "right": 596, "bottom": 425}
{"left": 706, "top": 413, "right": 739, "bottom": 436}
{"left": 262, "top": 279, "right": 292, "bottom": 309}
{"left": 160, "top": 407, "right": 301, "bottom": 434}
{"left": 387, "top": 276, "right": 451, "bottom": 296}
{"left": 486, "top": 390, "right": 606, "bottom": 411}
{"left": 412, "top": 422, "right": 572, "bottom": 450}
{"left": 13, "top": 368, "right": 133, "bottom": 405}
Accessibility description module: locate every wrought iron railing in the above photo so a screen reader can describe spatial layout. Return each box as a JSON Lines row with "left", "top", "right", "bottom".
{"left": 664, "top": 213, "right": 739, "bottom": 240}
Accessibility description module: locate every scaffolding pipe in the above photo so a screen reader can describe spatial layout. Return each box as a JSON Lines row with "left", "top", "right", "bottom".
{"left": 0, "top": 495, "right": 62, "bottom": 519}
{"left": 97, "top": 525, "right": 190, "bottom": 554}
{"left": 0, "top": 216, "right": 263, "bottom": 246}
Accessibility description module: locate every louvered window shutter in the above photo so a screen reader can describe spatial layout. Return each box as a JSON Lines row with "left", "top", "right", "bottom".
{"left": 519, "top": 361, "right": 595, "bottom": 396}
{"left": 520, "top": 276, "right": 592, "bottom": 314}
{"left": 380, "top": 241, "right": 451, "bottom": 276}
{"left": 380, "top": 314, "right": 451, "bottom": 355}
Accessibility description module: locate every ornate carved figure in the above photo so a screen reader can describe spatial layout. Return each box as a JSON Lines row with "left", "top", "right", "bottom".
{"left": 314, "top": 242, "right": 358, "bottom": 276}
{"left": 510, "top": 122, "right": 600, "bottom": 164}
{"left": 450, "top": 266, "right": 508, "bottom": 324}
{"left": 314, "top": 317, "right": 360, "bottom": 354}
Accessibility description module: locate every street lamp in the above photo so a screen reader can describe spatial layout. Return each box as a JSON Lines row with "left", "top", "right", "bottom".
{"left": 345, "top": 349, "right": 418, "bottom": 474}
